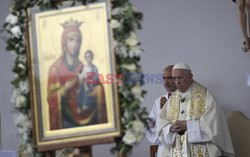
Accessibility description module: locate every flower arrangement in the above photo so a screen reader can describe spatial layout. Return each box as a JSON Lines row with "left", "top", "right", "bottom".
{"left": 2, "top": 0, "right": 150, "bottom": 156}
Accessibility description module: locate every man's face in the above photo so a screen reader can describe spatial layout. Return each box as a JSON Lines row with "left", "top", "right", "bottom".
{"left": 66, "top": 33, "right": 81, "bottom": 56}
{"left": 172, "top": 69, "right": 192, "bottom": 93}
{"left": 163, "top": 69, "right": 176, "bottom": 92}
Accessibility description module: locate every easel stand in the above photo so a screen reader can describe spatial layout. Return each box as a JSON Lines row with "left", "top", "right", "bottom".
{"left": 44, "top": 146, "right": 92, "bottom": 157}
{"left": 43, "top": 146, "right": 128, "bottom": 157}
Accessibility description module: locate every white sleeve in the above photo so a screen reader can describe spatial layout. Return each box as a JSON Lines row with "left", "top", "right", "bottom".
{"left": 145, "top": 101, "right": 160, "bottom": 144}
{"left": 145, "top": 127, "right": 160, "bottom": 144}
{"left": 162, "top": 124, "right": 176, "bottom": 145}
{"left": 187, "top": 120, "right": 210, "bottom": 143}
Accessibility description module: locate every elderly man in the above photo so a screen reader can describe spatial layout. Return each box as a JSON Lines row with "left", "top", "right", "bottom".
{"left": 146, "top": 65, "right": 177, "bottom": 157}
{"left": 156, "top": 63, "right": 234, "bottom": 157}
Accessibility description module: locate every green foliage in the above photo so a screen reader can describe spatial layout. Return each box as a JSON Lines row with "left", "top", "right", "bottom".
{"left": 2, "top": 0, "right": 150, "bottom": 156}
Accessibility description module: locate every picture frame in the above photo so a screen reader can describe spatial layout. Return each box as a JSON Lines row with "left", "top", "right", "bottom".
{"left": 27, "top": 1, "right": 120, "bottom": 151}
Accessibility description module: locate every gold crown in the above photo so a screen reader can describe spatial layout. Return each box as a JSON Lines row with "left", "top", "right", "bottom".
{"left": 61, "top": 18, "right": 83, "bottom": 28}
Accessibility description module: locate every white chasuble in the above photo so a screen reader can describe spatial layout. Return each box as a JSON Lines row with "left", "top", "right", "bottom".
{"left": 157, "top": 81, "right": 234, "bottom": 157}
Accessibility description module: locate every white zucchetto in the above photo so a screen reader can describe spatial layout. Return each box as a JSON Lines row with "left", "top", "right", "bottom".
{"left": 173, "top": 63, "right": 191, "bottom": 70}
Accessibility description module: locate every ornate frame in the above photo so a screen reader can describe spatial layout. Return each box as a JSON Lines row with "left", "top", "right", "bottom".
{"left": 27, "top": 1, "right": 120, "bottom": 151}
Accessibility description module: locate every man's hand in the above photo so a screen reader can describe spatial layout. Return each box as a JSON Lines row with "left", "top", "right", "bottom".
{"left": 169, "top": 120, "right": 187, "bottom": 135}
{"left": 160, "top": 97, "right": 167, "bottom": 109}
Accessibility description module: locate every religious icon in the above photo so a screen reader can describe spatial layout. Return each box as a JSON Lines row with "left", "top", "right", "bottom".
{"left": 28, "top": 2, "right": 120, "bottom": 151}
{"left": 47, "top": 19, "right": 107, "bottom": 130}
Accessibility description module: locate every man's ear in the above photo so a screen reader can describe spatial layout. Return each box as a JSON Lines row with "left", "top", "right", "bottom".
{"left": 188, "top": 72, "right": 193, "bottom": 81}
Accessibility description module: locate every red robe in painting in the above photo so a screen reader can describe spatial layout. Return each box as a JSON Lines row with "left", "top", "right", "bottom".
{"left": 47, "top": 56, "right": 107, "bottom": 130}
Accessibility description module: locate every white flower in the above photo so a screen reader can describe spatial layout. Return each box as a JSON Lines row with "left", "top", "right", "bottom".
{"left": 122, "top": 64, "right": 136, "bottom": 71}
{"left": 20, "top": 10, "right": 26, "bottom": 18}
{"left": 10, "top": 25, "right": 22, "bottom": 38}
{"left": 15, "top": 112, "right": 32, "bottom": 129}
{"left": 128, "top": 51, "right": 135, "bottom": 58}
{"left": 11, "top": 89, "right": 21, "bottom": 104}
{"left": 132, "top": 6, "right": 137, "bottom": 12}
{"left": 112, "top": 40, "right": 118, "bottom": 49}
{"left": 11, "top": 89, "right": 29, "bottom": 108}
{"left": 110, "top": 19, "right": 121, "bottom": 29}
{"left": 112, "top": 7, "right": 125, "bottom": 16}
{"left": 115, "top": 45, "right": 128, "bottom": 58}
{"left": 19, "top": 46, "right": 25, "bottom": 53}
{"left": 21, "top": 132, "right": 29, "bottom": 141}
{"left": 124, "top": 110, "right": 130, "bottom": 119}
{"left": 131, "top": 85, "right": 142, "bottom": 97}
{"left": 18, "top": 54, "right": 27, "bottom": 63}
{"left": 23, "top": 119, "right": 32, "bottom": 130}
{"left": 126, "top": 32, "right": 138, "bottom": 47}
{"left": 26, "top": 143, "right": 33, "bottom": 154}
{"left": 16, "top": 126, "right": 25, "bottom": 135}
{"left": 132, "top": 120, "right": 145, "bottom": 133}
{"left": 123, "top": 119, "right": 145, "bottom": 145}
{"left": 18, "top": 63, "right": 26, "bottom": 70}
{"left": 129, "top": 46, "right": 142, "bottom": 57}
{"left": 119, "top": 46, "right": 127, "bottom": 57}
{"left": 5, "top": 14, "right": 18, "bottom": 25}
{"left": 16, "top": 94, "right": 27, "bottom": 108}
{"left": 15, "top": 112, "right": 28, "bottom": 125}
{"left": 19, "top": 79, "right": 29, "bottom": 94}
{"left": 20, "top": 143, "right": 33, "bottom": 156}
{"left": 122, "top": 130, "right": 137, "bottom": 145}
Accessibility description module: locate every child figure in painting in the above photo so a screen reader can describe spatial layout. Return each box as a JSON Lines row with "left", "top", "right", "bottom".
{"left": 77, "top": 50, "right": 99, "bottom": 113}
{"left": 233, "top": 0, "right": 250, "bottom": 52}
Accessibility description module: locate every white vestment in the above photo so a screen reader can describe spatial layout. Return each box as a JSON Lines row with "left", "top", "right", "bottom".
{"left": 146, "top": 93, "right": 170, "bottom": 157}
{"left": 156, "top": 81, "right": 235, "bottom": 157}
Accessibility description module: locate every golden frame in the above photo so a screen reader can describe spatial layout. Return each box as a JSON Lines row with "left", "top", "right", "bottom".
{"left": 27, "top": 1, "right": 120, "bottom": 151}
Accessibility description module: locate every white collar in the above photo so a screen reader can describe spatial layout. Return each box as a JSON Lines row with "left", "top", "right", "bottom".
{"left": 179, "top": 87, "right": 190, "bottom": 98}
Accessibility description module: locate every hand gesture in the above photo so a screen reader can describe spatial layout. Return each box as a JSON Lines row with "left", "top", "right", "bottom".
{"left": 160, "top": 97, "right": 167, "bottom": 109}
{"left": 63, "top": 78, "right": 77, "bottom": 95}
{"left": 169, "top": 120, "right": 187, "bottom": 135}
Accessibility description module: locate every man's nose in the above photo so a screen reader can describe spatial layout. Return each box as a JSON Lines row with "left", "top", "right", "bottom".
{"left": 175, "top": 80, "right": 180, "bottom": 84}
{"left": 163, "top": 79, "right": 167, "bottom": 84}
